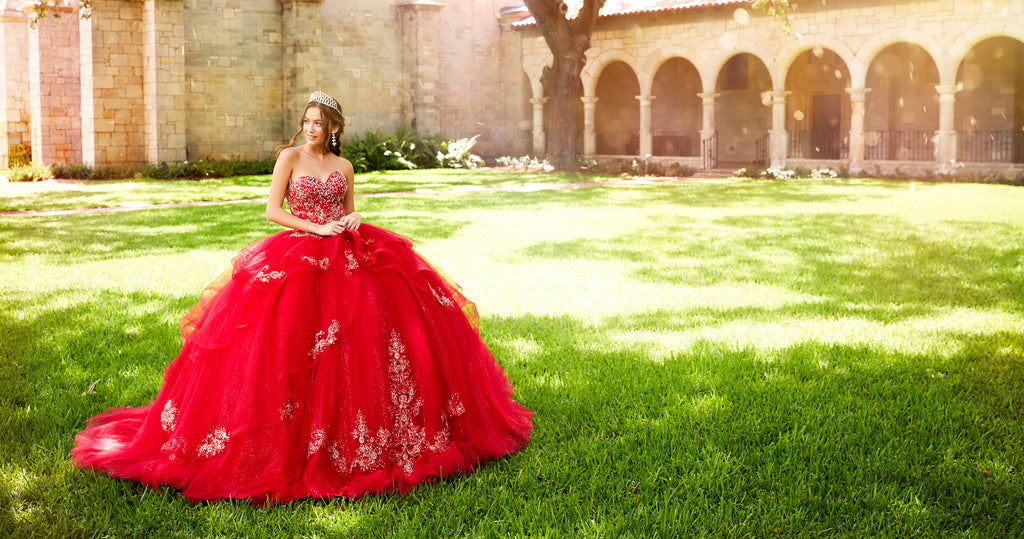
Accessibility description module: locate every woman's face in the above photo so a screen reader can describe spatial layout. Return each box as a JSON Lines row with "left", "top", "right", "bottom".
{"left": 302, "top": 106, "right": 330, "bottom": 149}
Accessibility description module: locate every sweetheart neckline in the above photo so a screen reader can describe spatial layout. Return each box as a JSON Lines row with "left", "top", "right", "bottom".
{"left": 294, "top": 170, "right": 345, "bottom": 185}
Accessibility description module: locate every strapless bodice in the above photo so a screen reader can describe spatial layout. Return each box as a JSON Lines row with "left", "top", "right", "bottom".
{"left": 286, "top": 171, "right": 348, "bottom": 224}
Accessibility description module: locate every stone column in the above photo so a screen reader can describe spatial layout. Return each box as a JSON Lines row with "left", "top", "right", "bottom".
{"left": 935, "top": 85, "right": 958, "bottom": 165}
{"left": 637, "top": 95, "right": 654, "bottom": 157}
{"left": 530, "top": 97, "right": 548, "bottom": 156}
{"left": 25, "top": 4, "right": 81, "bottom": 165}
{"left": 144, "top": 0, "right": 186, "bottom": 163}
{"left": 398, "top": 1, "right": 443, "bottom": 134}
{"left": 1, "top": 9, "right": 31, "bottom": 168}
{"left": 581, "top": 96, "right": 597, "bottom": 156}
{"left": 698, "top": 92, "right": 718, "bottom": 140}
{"left": 769, "top": 91, "right": 791, "bottom": 168}
{"left": 80, "top": 0, "right": 146, "bottom": 166}
{"left": 281, "top": 0, "right": 325, "bottom": 138}
{"left": 846, "top": 87, "right": 870, "bottom": 173}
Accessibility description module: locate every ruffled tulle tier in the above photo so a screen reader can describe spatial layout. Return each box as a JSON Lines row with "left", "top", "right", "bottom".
{"left": 71, "top": 224, "right": 533, "bottom": 504}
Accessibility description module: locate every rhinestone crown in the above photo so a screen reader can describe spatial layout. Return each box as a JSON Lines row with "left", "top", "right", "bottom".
{"left": 308, "top": 90, "right": 341, "bottom": 115}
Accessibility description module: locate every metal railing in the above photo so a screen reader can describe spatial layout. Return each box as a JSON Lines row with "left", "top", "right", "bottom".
{"left": 788, "top": 130, "right": 849, "bottom": 159}
{"left": 701, "top": 132, "right": 718, "bottom": 168}
{"left": 864, "top": 130, "right": 934, "bottom": 161}
{"left": 754, "top": 133, "right": 769, "bottom": 165}
{"left": 651, "top": 130, "right": 700, "bottom": 157}
{"left": 596, "top": 133, "right": 639, "bottom": 156}
{"left": 957, "top": 130, "right": 1024, "bottom": 163}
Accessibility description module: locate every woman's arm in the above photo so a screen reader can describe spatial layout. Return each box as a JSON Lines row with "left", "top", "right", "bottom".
{"left": 266, "top": 148, "right": 344, "bottom": 236}
{"left": 337, "top": 158, "right": 361, "bottom": 230}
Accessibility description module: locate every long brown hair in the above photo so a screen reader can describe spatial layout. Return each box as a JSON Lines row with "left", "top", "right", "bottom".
{"left": 275, "top": 101, "right": 345, "bottom": 159}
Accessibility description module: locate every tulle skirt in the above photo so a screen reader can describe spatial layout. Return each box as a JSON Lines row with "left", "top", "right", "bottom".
{"left": 71, "top": 224, "right": 533, "bottom": 504}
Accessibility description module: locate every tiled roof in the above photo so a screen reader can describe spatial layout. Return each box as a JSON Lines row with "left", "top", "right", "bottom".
{"left": 513, "top": 0, "right": 751, "bottom": 28}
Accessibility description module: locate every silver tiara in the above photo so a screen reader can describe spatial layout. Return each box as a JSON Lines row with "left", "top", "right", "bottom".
{"left": 308, "top": 90, "right": 341, "bottom": 115}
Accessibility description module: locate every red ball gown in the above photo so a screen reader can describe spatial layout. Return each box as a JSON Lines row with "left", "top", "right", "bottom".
{"left": 71, "top": 171, "right": 533, "bottom": 504}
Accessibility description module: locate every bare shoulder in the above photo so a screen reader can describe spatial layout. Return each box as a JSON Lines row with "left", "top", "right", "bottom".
{"left": 335, "top": 156, "right": 355, "bottom": 179}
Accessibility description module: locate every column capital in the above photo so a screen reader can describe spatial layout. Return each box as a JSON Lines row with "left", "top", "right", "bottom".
{"left": 396, "top": 0, "right": 444, "bottom": 11}
{"left": 635, "top": 95, "right": 655, "bottom": 105}
{"left": 697, "top": 92, "right": 720, "bottom": 101}
{"left": 845, "top": 87, "right": 871, "bottom": 101}
{"left": 530, "top": 97, "right": 549, "bottom": 105}
{"left": 580, "top": 96, "right": 598, "bottom": 105}
{"left": 935, "top": 85, "right": 959, "bottom": 102}
{"left": 768, "top": 90, "right": 791, "bottom": 103}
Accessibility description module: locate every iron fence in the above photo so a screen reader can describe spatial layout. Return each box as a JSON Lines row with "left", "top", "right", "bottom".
{"left": 788, "top": 130, "right": 849, "bottom": 159}
{"left": 864, "top": 130, "right": 934, "bottom": 161}
{"left": 957, "top": 130, "right": 1024, "bottom": 163}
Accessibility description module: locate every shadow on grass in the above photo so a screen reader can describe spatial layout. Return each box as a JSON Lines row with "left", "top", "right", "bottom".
{"left": 3, "top": 278, "right": 1021, "bottom": 535}
{"left": 0, "top": 203, "right": 469, "bottom": 264}
{"left": 520, "top": 209, "right": 1024, "bottom": 319}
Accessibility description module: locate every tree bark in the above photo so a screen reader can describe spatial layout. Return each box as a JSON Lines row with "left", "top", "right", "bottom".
{"left": 522, "top": 0, "right": 605, "bottom": 166}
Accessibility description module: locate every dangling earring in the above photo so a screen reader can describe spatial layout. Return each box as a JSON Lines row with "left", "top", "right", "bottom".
{"left": 331, "top": 132, "right": 337, "bottom": 147}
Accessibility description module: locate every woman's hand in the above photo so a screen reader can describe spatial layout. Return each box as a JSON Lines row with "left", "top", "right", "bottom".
{"left": 339, "top": 212, "right": 361, "bottom": 230}
{"left": 314, "top": 221, "right": 347, "bottom": 236}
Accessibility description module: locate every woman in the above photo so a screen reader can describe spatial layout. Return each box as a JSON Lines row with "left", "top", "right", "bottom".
{"left": 71, "top": 90, "right": 533, "bottom": 505}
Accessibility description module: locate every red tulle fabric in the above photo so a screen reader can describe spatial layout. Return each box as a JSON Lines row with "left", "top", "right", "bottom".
{"left": 71, "top": 172, "right": 533, "bottom": 505}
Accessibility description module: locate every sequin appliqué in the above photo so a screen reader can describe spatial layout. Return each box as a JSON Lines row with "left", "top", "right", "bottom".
{"left": 308, "top": 428, "right": 326, "bottom": 456}
{"left": 387, "top": 331, "right": 428, "bottom": 473}
{"left": 254, "top": 264, "right": 285, "bottom": 283}
{"left": 302, "top": 256, "right": 330, "bottom": 270}
{"left": 309, "top": 320, "right": 341, "bottom": 359}
{"left": 197, "top": 426, "right": 230, "bottom": 458}
{"left": 430, "top": 284, "right": 456, "bottom": 309}
{"left": 280, "top": 397, "right": 300, "bottom": 421}
{"left": 345, "top": 251, "right": 359, "bottom": 272}
{"left": 160, "top": 400, "right": 179, "bottom": 432}
{"left": 447, "top": 393, "right": 466, "bottom": 417}
{"left": 351, "top": 410, "right": 390, "bottom": 472}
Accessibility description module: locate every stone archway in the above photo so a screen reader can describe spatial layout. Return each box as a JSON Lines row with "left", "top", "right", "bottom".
{"left": 595, "top": 61, "right": 641, "bottom": 156}
{"left": 955, "top": 36, "right": 1024, "bottom": 164}
{"left": 864, "top": 42, "right": 940, "bottom": 161}
{"left": 650, "top": 57, "right": 702, "bottom": 157}
{"left": 714, "top": 53, "right": 772, "bottom": 165}
{"left": 785, "top": 47, "right": 852, "bottom": 160}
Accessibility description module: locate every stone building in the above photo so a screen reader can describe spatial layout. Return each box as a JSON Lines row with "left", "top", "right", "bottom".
{"left": 2, "top": 0, "right": 1023, "bottom": 176}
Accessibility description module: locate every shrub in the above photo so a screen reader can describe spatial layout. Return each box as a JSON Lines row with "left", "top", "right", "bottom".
{"left": 5, "top": 163, "right": 53, "bottom": 182}
{"left": 8, "top": 144, "right": 31, "bottom": 168}
{"left": 438, "top": 136, "right": 484, "bottom": 169}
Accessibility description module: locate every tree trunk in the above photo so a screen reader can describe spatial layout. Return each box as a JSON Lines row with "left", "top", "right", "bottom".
{"left": 522, "top": 0, "right": 605, "bottom": 167}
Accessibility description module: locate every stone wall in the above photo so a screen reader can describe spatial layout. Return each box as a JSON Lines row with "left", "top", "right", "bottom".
{"left": 0, "top": 10, "right": 30, "bottom": 168}
{"left": 183, "top": 0, "right": 283, "bottom": 160}
{"left": 80, "top": 0, "right": 145, "bottom": 166}
{"left": 30, "top": 6, "right": 81, "bottom": 165}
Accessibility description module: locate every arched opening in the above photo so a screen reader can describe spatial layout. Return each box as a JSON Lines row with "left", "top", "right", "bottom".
{"left": 595, "top": 61, "right": 641, "bottom": 155}
{"left": 865, "top": 42, "right": 940, "bottom": 161}
{"left": 956, "top": 36, "right": 1024, "bottom": 163}
{"left": 714, "top": 53, "right": 772, "bottom": 165}
{"left": 785, "top": 47, "right": 851, "bottom": 160}
{"left": 650, "top": 57, "right": 702, "bottom": 157}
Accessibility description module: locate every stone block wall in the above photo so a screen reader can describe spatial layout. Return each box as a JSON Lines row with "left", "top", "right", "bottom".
{"left": 0, "top": 11, "right": 30, "bottom": 168}
{"left": 80, "top": 0, "right": 145, "bottom": 166}
{"left": 183, "top": 0, "right": 283, "bottom": 160}
{"left": 29, "top": 6, "right": 81, "bottom": 165}
{"left": 144, "top": 0, "right": 187, "bottom": 163}
{"left": 321, "top": 0, "right": 406, "bottom": 139}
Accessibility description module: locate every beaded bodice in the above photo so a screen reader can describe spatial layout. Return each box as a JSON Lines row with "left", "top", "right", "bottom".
{"left": 286, "top": 171, "right": 348, "bottom": 225}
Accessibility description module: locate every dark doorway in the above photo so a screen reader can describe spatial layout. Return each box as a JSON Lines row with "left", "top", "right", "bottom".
{"left": 812, "top": 94, "right": 842, "bottom": 159}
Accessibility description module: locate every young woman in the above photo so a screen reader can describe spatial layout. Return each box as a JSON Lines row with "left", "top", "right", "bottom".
{"left": 71, "top": 90, "right": 533, "bottom": 505}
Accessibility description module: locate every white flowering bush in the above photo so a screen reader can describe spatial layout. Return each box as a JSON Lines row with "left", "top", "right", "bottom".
{"left": 761, "top": 168, "right": 796, "bottom": 180}
{"left": 811, "top": 168, "right": 837, "bottom": 180}
{"left": 438, "top": 136, "right": 485, "bottom": 169}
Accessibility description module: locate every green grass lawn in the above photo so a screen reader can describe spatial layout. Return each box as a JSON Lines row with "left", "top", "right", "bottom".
{"left": 1, "top": 174, "right": 1022, "bottom": 537}
{"left": 0, "top": 169, "right": 601, "bottom": 213}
